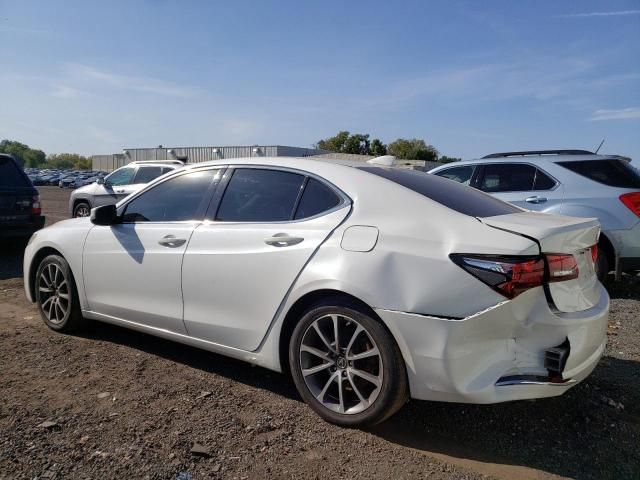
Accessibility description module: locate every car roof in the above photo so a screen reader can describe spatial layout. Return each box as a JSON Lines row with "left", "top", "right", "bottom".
{"left": 428, "top": 152, "right": 626, "bottom": 171}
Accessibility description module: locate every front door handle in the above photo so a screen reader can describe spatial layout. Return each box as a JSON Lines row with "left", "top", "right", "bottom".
{"left": 264, "top": 233, "right": 304, "bottom": 247}
{"left": 115, "top": 189, "right": 126, "bottom": 194}
{"left": 158, "top": 235, "right": 186, "bottom": 248}
{"left": 525, "top": 196, "right": 548, "bottom": 204}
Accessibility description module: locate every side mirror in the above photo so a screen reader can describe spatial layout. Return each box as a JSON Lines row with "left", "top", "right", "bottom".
{"left": 96, "top": 177, "right": 105, "bottom": 185}
{"left": 90, "top": 204, "right": 119, "bottom": 226}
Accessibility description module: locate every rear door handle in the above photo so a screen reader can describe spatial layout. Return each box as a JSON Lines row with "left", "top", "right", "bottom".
{"left": 525, "top": 196, "right": 547, "bottom": 204}
{"left": 264, "top": 233, "right": 304, "bottom": 247}
{"left": 115, "top": 189, "right": 126, "bottom": 194}
{"left": 158, "top": 235, "right": 186, "bottom": 248}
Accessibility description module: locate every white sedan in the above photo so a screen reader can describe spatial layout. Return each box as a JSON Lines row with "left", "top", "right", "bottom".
{"left": 23, "top": 157, "right": 609, "bottom": 426}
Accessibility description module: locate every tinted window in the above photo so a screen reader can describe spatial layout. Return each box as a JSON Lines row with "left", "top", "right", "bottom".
{"left": 106, "top": 167, "right": 135, "bottom": 186}
{"left": 533, "top": 169, "right": 556, "bottom": 190}
{"left": 433, "top": 165, "right": 475, "bottom": 186}
{"left": 122, "top": 170, "right": 216, "bottom": 222}
{"left": 557, "top": 159, "right": 640, "bottom": 188}
{"left": 217, "top": 169, "right": 304, "bottom": 222}
{"left": 133, "top": 166, "right": 171, "bottom": 184}
{"left": 360, "top": 167, "right": 520, "bottom": 217}
{"left": 479, "top": 164, "right": 536, "bottom": 192}
{"left": 294, "top": 178, "right": 342, "bottom": 219}
{"left": 0, "top": 156, "right": 30, "bottom": 188}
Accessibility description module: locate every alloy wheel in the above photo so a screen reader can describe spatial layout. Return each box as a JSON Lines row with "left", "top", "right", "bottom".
{"left": 299, "top": 313, "right": 383, "bottom": 414}
{"left": 38, "top": 263, "right": 70, "bottom": 324}
{"left": 75, "top": 205, "right": 90, "bottom": 217}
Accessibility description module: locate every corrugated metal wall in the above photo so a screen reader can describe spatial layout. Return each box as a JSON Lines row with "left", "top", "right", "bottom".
{"left": 93, "top": 145, "right": 326, "bottom": 171}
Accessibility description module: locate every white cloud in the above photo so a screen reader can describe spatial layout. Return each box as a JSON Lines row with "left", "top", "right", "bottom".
{"left": 66, "top": 63, "right": 197, "bottom": 98}
{"left": 51, "top": 85, "right": 81, "bottom": 99}
{"left": 558, "top": 10, "right": 640, "bottom": 18}
{"left": 589, "top": 107, "right": 640, "bottom": 121}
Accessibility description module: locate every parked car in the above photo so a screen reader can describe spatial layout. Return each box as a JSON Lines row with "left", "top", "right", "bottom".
{"left": 24, "top": 157, "right": 608, "bottom": 426}
{"left": 429, "top": 150, "right": 640, "bottom": 280}
{"left": 68, "top": 161, "right": 182, "bottom": 217}
{"left": 0, "top": 154, "right": 45, "bottom": 239}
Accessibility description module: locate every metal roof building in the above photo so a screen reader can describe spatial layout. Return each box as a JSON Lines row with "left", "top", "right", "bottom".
{"left": 91, "top": 145, "right": 326, "bottom": 171}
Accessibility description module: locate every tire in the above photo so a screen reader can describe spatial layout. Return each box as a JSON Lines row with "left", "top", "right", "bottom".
{"left": 289, "top": 300, "right": 408, "bottom": 427}
{"left": 35, "top": 255, "right": 85, "bottom": 333}
{"left": 73, "top": 201, "right": 91, "bottom": 218}
{"left": 595, "top": 242, "right": 611, "bottom": 283}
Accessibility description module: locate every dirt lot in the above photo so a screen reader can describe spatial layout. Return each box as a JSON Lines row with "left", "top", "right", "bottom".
{"left": 1, "top": 187, "right": 638, "bottom": 479}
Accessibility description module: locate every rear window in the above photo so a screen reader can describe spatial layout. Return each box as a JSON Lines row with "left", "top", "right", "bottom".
{"left": 358, "top": 167, "right": 520, "bottom": 217}
{"left": 0, "top": 156, "right": 30, "bottom": 188}
{"left": 557, "top": 159, "right": 640, "bottom": 189}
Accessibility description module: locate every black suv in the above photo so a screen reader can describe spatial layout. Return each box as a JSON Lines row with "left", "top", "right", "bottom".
{"left": 0, "top": 154, "right": 45, "bottom": 239}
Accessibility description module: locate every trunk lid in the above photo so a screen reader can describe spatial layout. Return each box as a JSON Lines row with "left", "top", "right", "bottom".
{"left": 480, "top": 212, "right": 601, "bottom": 312}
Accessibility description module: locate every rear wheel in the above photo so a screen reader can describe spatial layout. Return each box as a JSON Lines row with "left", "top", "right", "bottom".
{"left": 73, "top": 201, "right": 91, "bottom": 218}
{"left": 35, "top": 255, "right": 84, "bottom": 332}
{"left": 289, "top": 302, "right": 408, "bottom": 427}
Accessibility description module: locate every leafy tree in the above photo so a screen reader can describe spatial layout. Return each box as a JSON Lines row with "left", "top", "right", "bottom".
{"left": 317, "top": 131, "right": 350, "bottom": 153}
{"left": 47, "top": 153, "right": 91, "bottom": 170}
{"left": 0, "top": 139, "right": 46, "bottom": 168}
{"left": 387, "top": 138, "right": 439, "bottom": 161}
{"left": 370, "top": 138, "right": 387, "bottom": 156}
{"left": 317, "top": 131, "right": 384, "bottom": 155}
{"left": 439, "top": 155, "right": 461, "bottom": 164}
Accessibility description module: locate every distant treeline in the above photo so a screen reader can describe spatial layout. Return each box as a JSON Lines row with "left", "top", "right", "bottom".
{"left": 0, "top": 139, "right": 92, "bottom": 170}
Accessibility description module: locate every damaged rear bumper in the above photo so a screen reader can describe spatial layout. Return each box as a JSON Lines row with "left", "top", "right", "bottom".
{"left": 376, "top": 284, "right": 609, "bottom": 404}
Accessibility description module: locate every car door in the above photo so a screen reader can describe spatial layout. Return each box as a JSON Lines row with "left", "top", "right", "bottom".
{"left": 475, "top": 162, "right": 563, "bottom": 212}
{"left": 82, "top": 168, "right": 221, "bottom": 333}
{"left": 181, "top": 167, "right": 351, "bottom": 351}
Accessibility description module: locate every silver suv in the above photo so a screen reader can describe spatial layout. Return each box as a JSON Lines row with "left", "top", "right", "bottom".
{"left": 69, "top": 161, "right": 183, "bottom": 217}
{"left": 429, "top": 150, "right": 640, "bottom": 280}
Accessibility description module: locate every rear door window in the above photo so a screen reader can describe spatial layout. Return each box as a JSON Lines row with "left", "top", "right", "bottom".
{"left": 359, "top": 166, "right": 520, "bottom": 217}
{"left": 217, "top": 168, "right": 305, "bottom": 222}
{"left": 533, "top": 169, "right": 556, "bottom": 190}
{"left": 479, "top": 164, "right": 536, "bottom": 192}
{"left": 432, "top": 165, "right": 476, "bottom": 186}
{"left": 294, "top": 178, "right": 342, "bottom": 219}
{"left": 0, "top": 156, "right": 30, "bottom": 188}
{"left": 557, "top": 159, "right": 640, "bottom": 188}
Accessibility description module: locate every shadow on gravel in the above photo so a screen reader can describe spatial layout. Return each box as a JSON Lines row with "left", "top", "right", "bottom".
{"left": 370, "top": 356, "right": 640, "bottom": 480}
{"left": 79, "top": 320, "right": 300, "bottom": 401}
{"left": 0, "top": 239, "right": 27, "bottom": 280}
{"left": 606, "top": 273, "right": 640, "bottom": 300}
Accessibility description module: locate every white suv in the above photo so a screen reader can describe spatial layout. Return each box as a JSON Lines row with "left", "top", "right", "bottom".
{"left": 69, "top": 161, "right": 183, "bottom": 218}
{"left": 429, "top": 150, "right": 640, "bottom": 280}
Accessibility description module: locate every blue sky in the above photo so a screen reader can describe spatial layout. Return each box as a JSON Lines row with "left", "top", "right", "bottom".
{"left": 1, "top": 0, "right": 639, "bottom": 160}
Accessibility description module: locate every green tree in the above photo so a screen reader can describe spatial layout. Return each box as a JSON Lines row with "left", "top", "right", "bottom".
{"left": 370, "top": 138, "right": 387, "bottom": 156}
{"left": 387, "top": 138, "right": 439, "bottom": 161}
{"left": 317, "top": 131, "right": 350, "bottom": 152}
{"left": 317, "top": 131, "right": 381, "bottom": 155}
{"left": 0, "top": 139, "right": 46, "bottom": 167}
{"left": 47, "top": 153, "right": 91, "bottom": 170}
{"left": 439, "top": 155, "right": 461, "bottom": 164}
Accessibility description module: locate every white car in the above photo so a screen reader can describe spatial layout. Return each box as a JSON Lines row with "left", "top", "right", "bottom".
{"left": 68, "top": 161, "right": 183, "bottom": 218}
{"left": 24, "top": 157, "right": 609, "bottom": 426}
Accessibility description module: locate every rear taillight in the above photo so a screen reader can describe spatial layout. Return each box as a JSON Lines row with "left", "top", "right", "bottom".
{"left": 620, "top": 192, "right": 640, "bottom": 217}
{"left": 450, "top": 255, "right": 545, "bottom": 299}
{"left": 546, "top": 254, "right": 579, "bottom": 282}
{"left": 590, "top": 244, "right": 598, "bottom": 264}
{"left": 31, "top": 195, "right": 41, "bottom": 215}
{"left": 451, "top": 252, "right": 580, "bottom": 299}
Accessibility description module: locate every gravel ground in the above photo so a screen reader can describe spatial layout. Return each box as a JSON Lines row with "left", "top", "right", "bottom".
{"left": 0, "top": 187, "right": 638, "bottom": 479}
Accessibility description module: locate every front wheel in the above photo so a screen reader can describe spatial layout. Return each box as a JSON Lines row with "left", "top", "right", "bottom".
{"left": 73, "top": 201, "right": 91, "bottom": 218}
{"left": 35, "top": 255, "right": 85, "bottom": 332}
{"left": 289, "top": 302, "right": 408, "bottom": 427}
